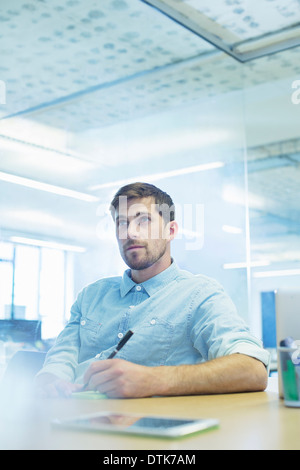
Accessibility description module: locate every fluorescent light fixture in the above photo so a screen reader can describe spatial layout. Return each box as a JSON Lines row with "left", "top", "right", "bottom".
{"left": 90, "top": 161, "right": 225, "bottom": 191}
{"left": 253, "top": 269, "right": 300, "bottom": 279}
{"left": 222, "top": 185, "right": 266, "bottom": 210}
{"left": 223, "top": 261, "right": 270, "bottom": 270}
{"left": 222, "top": 225, "right": 243, "bottom": 235}
{"left": 10, "top": 236, "right": 86, "bottom": 253}
{"left": 0, "top": 135, "right": 94, "bottom": 174}
{"left": 234, "top": 27, "right": 300, "bottom": 54}
{"left": 0, "top": 171, "right": 98, "bottom": 202}
{"left": 9, "top": 210, "right": 64, "bottom": 228}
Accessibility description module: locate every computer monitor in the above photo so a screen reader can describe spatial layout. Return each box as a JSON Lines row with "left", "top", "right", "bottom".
{"left": 0, "top": 319, "right": 42, "bottom": 343}
{"left": 261, "top": 291, "right": 277, "bottom": 349}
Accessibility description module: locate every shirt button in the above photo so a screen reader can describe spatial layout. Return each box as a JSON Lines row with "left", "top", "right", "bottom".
{"left": 95, "top": 353, "right": 101, "bottom": 359}
{"left": 80, "top": 320, "right": 86, "bottom": 326}
{"left": 150, "top": 319, "right": 156, "bottom": 325}
{"left": 136, "top": 285, "right": 142, "bottom": 291}
{"left": 118, "top": 332, "right": 124, "bottom": 339}
{"left": 129, "top": 305, "right": 135, "bottom": 309}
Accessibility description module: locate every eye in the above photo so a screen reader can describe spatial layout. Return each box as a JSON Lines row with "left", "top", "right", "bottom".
{"left": 117, "top": 219, "right": 128, "bottom": 228}
{"left": 138, "top": 216, "right": 151, "bottom": 225}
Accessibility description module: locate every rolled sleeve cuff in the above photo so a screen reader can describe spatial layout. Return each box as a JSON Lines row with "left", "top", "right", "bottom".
{"left": 225, "top": 341, "right": 271, "bottom": 373}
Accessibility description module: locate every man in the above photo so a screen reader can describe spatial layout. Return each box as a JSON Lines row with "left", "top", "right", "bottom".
{"left": 35, "top": 182, "right": 269, "bottom": 398}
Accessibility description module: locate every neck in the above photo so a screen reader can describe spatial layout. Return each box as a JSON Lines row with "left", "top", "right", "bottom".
{"left": 130, "top": 253, "right": 172, "bottom": 284}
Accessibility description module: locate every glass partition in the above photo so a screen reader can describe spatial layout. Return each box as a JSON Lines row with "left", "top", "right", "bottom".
{"left": 243, "top": 47, "right": 300, "bottom": 345}
{"left": 0, "top": 0, "right": 299, "bottom": 346}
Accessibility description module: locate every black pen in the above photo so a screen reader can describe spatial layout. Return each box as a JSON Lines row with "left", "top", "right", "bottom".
{"left": 81, "top": 330, "right": 134, "bottom": 391}
{"left": 107, "top": 329, "right": 134, "bottom": 359}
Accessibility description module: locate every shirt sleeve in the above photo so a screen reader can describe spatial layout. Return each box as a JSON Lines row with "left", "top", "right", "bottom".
{"left": 190, "top": 281, "right": 270, "bottom": 370}
{"left": 36, "top": 293, "right": 83, "bottom": 382}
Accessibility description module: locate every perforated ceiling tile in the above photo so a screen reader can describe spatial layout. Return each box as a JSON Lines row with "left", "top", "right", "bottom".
{"left": 1, "top": 0, "right": 299, "bottom": 130}
{"left": 185, "top": 0, "right": 300, "bottom": 40}
{"left": 29, "top": 45, "right": 300, "bottom": 132}
{"left": 0, "top": 0, "right": 213, "bottom": 121}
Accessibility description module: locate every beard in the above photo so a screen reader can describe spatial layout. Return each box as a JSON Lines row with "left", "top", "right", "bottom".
{"left": 120, "top": 240, "right": 167, "bottom": 271}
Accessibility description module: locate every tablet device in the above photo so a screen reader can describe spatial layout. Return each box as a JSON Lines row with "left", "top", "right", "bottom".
{"left": 52, "top": 412, "right": 219, "bottom": 439}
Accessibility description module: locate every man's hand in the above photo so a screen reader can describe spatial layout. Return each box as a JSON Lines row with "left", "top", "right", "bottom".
{"left": 83, "top": 359, "right": 158, "bottom": 398}
{"left": 34, "top": 373, "right": 82, "bottom": 398}
{"left": 83, "top": 354, "right": 268, "bottom": 399}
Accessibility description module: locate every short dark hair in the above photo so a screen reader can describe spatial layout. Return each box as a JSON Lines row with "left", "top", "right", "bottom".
{"left": 110, "top": 182, "right": 175, "bottom": 223}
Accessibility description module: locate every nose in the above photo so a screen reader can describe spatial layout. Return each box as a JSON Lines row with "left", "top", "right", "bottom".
{"left": 127, "top": 220, "right": 140, "bottom": 239}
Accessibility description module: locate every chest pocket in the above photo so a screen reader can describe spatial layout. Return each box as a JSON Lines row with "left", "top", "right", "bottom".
{"left": 117, "top": 317, "right": 174, "bottom": 367}
{"left": 79, "top": 317, "right": 102, "bottom": 345}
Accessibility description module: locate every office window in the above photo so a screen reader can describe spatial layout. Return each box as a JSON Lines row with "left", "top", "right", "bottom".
{"left": 0, "top": 242, "right": 14, "bottom": 260}
{"left": 39, "top": 248, "right": 66, "bottom": 339}
{"left": 0, "top": 263, "right": 13, "bottom": 320}
{"left": 0, "top": 240, "right": 72, "bottom": 340}
{"left": 0, "top": 242, "right": 14, "bottom": 320}
{"left": 14, "top": 245, "right": 40, "bottom": 320}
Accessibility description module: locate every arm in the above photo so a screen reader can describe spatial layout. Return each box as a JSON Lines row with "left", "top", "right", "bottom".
{"left": 83, "top": 353, "right": 268, "bottom": 398}
{"left": 34, "top": 373, "right": 82, "bottom": 398}
{"left": 34, "top": 296, "right": 83, "bottom": 397}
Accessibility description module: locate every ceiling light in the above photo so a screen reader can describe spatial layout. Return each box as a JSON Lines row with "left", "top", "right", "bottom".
{"left": 10, "top": 236, "right": 86, "bottom": 253}
{"left": 8, "top": 210, "right": 64, "bottom": 227}
{"left": 222, "top": 225, "right": 243, "bottom": 234}
{"left": 253, "top": 269, "right": 300, "bottom": 278}
{"left": 222, "top": 185, "right": 265, "bottom": 209}
{"left": 223, "top": 261, "right": 270, "bottom": 270}
{"left": 90, "top": 161, "right": 225, "bottom": 191}
{"left": 234, "top": 26, "right": 300, "bottom": 54}
{"left": 0, "top": 171, "right": 98, "bottom": 202}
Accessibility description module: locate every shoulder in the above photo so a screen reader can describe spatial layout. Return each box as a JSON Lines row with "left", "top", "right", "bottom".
{"left": 175, "top": 267, "right": 234, "bottom": 313}
{"left": 78, "top": 275, "right": 122, "bottom": 299}
{"left": 176, "top": 267, "right": 224, "bottom": 292}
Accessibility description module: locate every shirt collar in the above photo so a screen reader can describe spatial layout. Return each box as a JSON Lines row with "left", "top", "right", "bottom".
{"left": 120, "top": 259, "right": 180, "bottom": 298}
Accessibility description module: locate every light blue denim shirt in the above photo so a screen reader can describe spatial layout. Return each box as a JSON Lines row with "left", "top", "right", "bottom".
{"left": 40, "top": 260, "right": 269, "bottom": 383}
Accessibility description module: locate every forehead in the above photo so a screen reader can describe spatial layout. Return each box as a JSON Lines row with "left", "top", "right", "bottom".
{"left": 116, "top": 197, "right": 157, "bottom": 218}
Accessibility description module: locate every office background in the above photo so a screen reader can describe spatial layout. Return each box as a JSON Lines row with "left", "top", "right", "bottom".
{"left": 0, "top": 0, "right": 299, "bottom": 349}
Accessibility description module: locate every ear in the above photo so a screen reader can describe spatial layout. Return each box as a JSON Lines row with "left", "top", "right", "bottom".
{"left": 166, "top": 220, "right": 178, "bottom": 241}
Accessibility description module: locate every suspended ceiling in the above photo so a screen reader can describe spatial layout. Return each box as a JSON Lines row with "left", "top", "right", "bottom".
{"left": 0, "top": 0, "right": 299, "bottom": 268}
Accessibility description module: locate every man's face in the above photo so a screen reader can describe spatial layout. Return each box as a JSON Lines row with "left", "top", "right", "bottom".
{"left": 115, "top": 197, "right": 171, "bottom": 271}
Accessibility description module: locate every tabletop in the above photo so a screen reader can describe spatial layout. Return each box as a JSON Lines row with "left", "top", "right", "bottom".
{"left": 0, "top": 377, "right": 299, "bottom": 450}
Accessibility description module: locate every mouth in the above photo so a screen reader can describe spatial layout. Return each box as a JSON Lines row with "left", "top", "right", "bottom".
{"left": 126, "top": 245, "right": 145, "bottom": 251}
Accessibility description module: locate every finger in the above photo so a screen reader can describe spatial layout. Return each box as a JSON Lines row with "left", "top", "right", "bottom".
{"left": 56, "top": 380, "right": 75, "bottom": 398}
{"left": 87, "top": 368, "right": 115, "bottom": 392}
{"left": 99, "top": 385, "right": 121, "bottom": 398}
{"left": 93, "top": 375, "right": 124, "bottom": 398}
{"left": 44, "top": 383, "right": 60, "bottom": 398}
{"left": 83, "top": 359, "right": 115, "bottom": 387}
{"left": 72, "top": 383, "right": 84, "bottom": 393}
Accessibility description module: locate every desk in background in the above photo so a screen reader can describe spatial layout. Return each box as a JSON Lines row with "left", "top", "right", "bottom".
{"left": 0, "top": 378, "right": 299, "bottom": 450}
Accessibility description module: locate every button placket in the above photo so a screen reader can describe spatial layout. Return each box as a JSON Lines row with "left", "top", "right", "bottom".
{"left": 117, "top": 309, "right": 130, "bottom": 339}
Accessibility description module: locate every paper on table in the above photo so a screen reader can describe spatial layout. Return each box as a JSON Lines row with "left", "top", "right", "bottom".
{"left": 71, "top": 391, "right": 107, "bottom": 400}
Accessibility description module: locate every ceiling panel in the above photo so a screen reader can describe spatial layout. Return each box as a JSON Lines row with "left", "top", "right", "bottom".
{"left": 0, "top": 0, "right": 299, "bottom": 132}
{"left": 0, "top": 0, "right": 213, "bottom": 120}
{"left": 143, "top": 0, "right": 300, "bottom": 61}
{"left": 185, "top": 0, "right": 300, "bottom": 41}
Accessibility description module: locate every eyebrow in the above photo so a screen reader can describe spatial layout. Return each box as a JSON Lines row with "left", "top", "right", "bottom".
{"left": 116, "top": 211, "right": 151, "bottom": 222}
